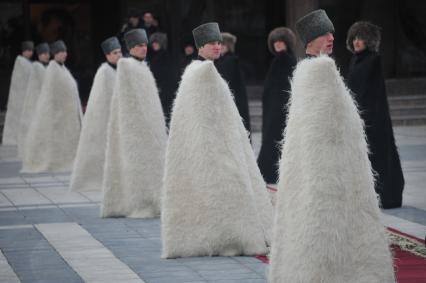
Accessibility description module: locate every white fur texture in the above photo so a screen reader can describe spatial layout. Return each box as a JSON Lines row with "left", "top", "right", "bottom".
{"left": 21, "top": 61, "right": 82, "bottom": 173}
{"left": 17, "top": 62, "right": 46, "bottom": 159}
{"left": 2, "top": 56, "right": 32, "bottom": 145}
{"left": 161, "top": 61, "right": 273, "bottom": 259}
{"left": 269, "top": 56, "right": 395, "bottom": 283}
{"left": 70, "top": 63, "right": 116, "bottom": 192}
{"left": 101, "top": 58, "right": 167, "bottom": 218}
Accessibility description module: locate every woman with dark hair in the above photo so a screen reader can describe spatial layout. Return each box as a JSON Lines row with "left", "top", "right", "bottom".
{"left": 257, "top": 27, "right": 297, "bottom": 187}
{"left": 346, "top": 21, "right": 404, "bottom": 208}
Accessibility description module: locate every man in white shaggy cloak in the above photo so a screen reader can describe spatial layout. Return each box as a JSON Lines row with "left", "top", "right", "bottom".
{"left": 161, "top": 22, "right": 273, "bottom": 259}
{"left": 101, "top": 29, "right": 167, "bottom": 218}
{"left": 21, "top": 40, "right": 82, "bottom": 173}
{"left": 2, "top": 41, "right": 34, "bottom": 145}
{"left": 70, "top": 37, "right": 122, "bottom": 193}
{"left": 18, "top": 42, "right": 50, "bottom": 159}
{"left": 268, "top": 10, "right": 395, "bottom": 282}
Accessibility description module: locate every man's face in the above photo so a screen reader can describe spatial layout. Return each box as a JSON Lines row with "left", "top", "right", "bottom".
{"left": 198, "top": 41, "right": 222, "bottom": 61}
{"left": 106, "top": 48, "right": 122, "bottom": 65}
{"left": 307, "top": 32, "right": 334, "bottom": 55}
{"left": 38, "top": 52, "right": 50, "bottom": 63}
{"left": 184, "top": 45, "right": 194, "bottom": 56}
{"left": 129, "top": 16, "right": 139, "bottom": 27}
{"left": 130, "top": 43, "right": 147, "bottom": 59}
{"left": 353, "top": 37, "right": 366, "bottom": 53}
{"left": 22, "top": 50, "right": 33, "bottom": 59}
{"left": 143, "top": 13, "right": 154, "bottom": 26}
{"left": 54, "top": 51, "right": 67, "bottom": 63}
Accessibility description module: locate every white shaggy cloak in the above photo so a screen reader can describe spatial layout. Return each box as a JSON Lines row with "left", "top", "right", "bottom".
{"left": 17, "top": 61, "right": 47, "bottom": 159}
{"left": 161, "top": 60, "right": 273, "bottom": 259}
{"left": 2, "top": 56, "right": 32, "bottom": 145}
{"left": 21, "top": 60, "right": 82, "bottom": 173}
{"left": 70, "top": 63, "right": 116, "bottom": 192}
{"left": 269, "top": 56, "right": 395, "bottom": 283}
{"left": 101, "top": 58, "right": 167, "bottom": 218}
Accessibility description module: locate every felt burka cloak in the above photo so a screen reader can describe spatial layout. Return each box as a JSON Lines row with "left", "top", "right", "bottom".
{"left": 269, "top": 56, "right": 394, "bottom": 283}
{"left": 101, "top": 58, "right": 167, "bottom": 218}
{"left": 21, "top": 60, "right": 82, "bottom": 173}
{"left": 161, "top": 60, "right": 273, "bottom": 259}
{"left": 2, "top": 56, "right": 32, "bottom": 145}
{"left": 70, "top": 63, "right": 116, "bottom": 192}
{"left": 17, "top": 61, "right": 47, "bottom": 159}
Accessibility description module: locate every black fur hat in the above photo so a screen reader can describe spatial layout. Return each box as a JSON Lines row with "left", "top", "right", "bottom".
{"left": 267, "top": 27, "right": 296, "bottom": 55}
{"left": 346, "top": 21, "right": 381, "bottom": 54}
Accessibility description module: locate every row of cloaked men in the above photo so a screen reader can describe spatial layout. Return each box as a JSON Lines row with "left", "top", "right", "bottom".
{"left": 2, "top": 9, "right": 395, "bottom": 282}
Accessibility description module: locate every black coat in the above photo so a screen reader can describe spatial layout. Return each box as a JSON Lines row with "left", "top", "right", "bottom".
{"left": 149, "top": 49, "right": 178, "bottom": 126}
{"left": 347, "top": 49, "right": 404, "bottom": 208}
{"left": 215, "top": 52, "right": 251, "bottom": 133}
{"left": 257, "top": 51, "right": 296, "bottom": 184}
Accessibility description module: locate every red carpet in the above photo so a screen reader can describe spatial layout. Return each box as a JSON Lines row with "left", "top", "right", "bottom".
{"left": 257, "top": 228, "right": 426, "bottom": 282}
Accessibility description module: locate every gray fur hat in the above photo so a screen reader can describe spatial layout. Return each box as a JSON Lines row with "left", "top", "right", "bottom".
{"left": 21, "top": 41, "right": 34, "bottom": 51}
{"left": 221, "top": 32, "right": 237, "bottom": 53}
{"left": 346, "top": 21, "right": 381, "bottom": 54}
{"left": 35, "top": 43, "right": 50, "bottom": 55}
{"left": 295, "top": 9, "right": 334, "bottom": 46}
{"left": 267, "top": 27, "right": 296, "bottom": 55}
{"left": 101, "top": 36, "right": 121, "bottom": 54}
{"left": 124, "top": 28, "right": 148, "bottom": 49}
{"left": 192, "top": 22, "right": 222, "bottom": 49}
{"left": 50, "top": 40, "right": 67, "bottom": 54}
{"left": 149, "top": 32, "right": 168, "bottom": 50}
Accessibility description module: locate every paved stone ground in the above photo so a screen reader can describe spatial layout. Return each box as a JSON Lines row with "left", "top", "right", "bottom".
{"left": 1, "top": 126, "right": 425, "bottom": 282}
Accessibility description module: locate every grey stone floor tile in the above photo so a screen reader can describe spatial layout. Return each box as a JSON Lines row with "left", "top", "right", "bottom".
{"left": 0, "top": 161, "right": 21, "bottom": 178}
{"left": 207, "top": 280, "right": 267, "bottom": 283}
{"left": 0, "top": 227, "right": 41, "bottom": 240}
{"left": 20, "top": 208, "right": 72, "bottom": 224}
{"left": 198, "top": 268, "right": 262, "bottom": 280}
{"left": 0, "top": 211, "right": 29, "bottom": 225}
{"left": 0, "top": 239, "right": 51, "bottom": 252}
{"left": 383, "top": 205, "right": 426, "bottom": 225}
{"left": 186, "top": 262, "right": 248, "bottom": 271}
{"left": 143, "top": 275, "right": 206, "bottom": 283}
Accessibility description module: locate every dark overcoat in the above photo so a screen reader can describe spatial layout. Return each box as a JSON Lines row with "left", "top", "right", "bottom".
{"left": 215, "top": 52, "right": 251, "bottom": 133}
{"left": 257, "top": 50, "right": 296, "bottom": 184}
{"left": 347, "top": 49, "right": 404, "bottom": 208}
{"left": 149, "top": 49, "right": 178, "bottom": 126}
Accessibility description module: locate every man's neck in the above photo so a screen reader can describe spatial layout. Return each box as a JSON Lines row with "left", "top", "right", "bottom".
{"left": 197, "top": 54, "right": 213, "bottom": 61}
{"left": 130, "top": 54, "right": 144, "bottom": 61}
{"left": 39, "top": 60, "right": 49, "bottom": 66}
{"left": 107, "top": 61, "right": 117, "bottom": 69}
{"left": 305, "top": 48, "right": 319, "bottom": 57}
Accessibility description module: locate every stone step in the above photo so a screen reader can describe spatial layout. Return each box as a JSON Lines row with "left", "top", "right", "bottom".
{"left": 388, "top": 95, "right": 426, "bottom": 106}
{"left": 386, "top": 77, "right": 426, "bottom": 96}
{"left": 248, "top": 97, "right": 426, "bottom": 131}
{"left": 392, "top": 115, "right": 426, "bottom": 126}
{"left": 390, "top": 104, "right": 426, "bottom": 116}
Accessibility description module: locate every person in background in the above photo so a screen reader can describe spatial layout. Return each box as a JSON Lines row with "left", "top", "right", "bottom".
{"left": 257, "top": 27, "right": 297, "bottom": 188}
{"left": 2, "top": 40, "right": 33, "bottom": 145}
{"left": 215, "top": 32, "right": 251, "bottom": 135}
{"left": 346, "top": 21, "right": 404, "bottom": 209}
{"left": 148, "top": 32, "right": 178, "bottom": 126}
